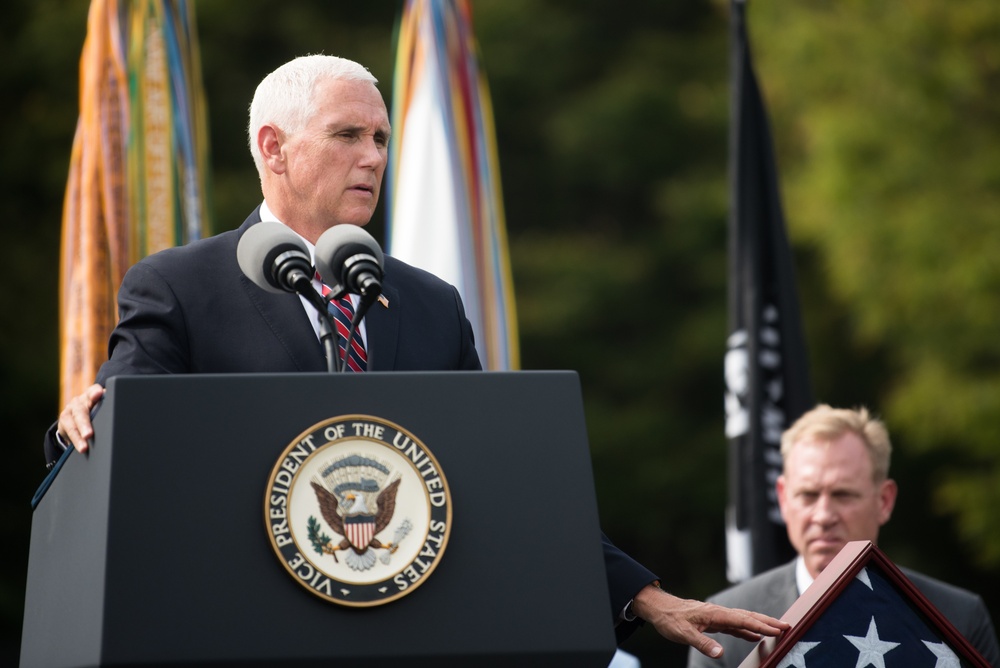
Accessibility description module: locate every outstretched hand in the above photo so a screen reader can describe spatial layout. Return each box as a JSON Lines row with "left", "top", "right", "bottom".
{"left": 632, "top": 583, "right": 789, "bottom": 659}
{"left": 57, "top": 383, "right": 105, "bottom": 454}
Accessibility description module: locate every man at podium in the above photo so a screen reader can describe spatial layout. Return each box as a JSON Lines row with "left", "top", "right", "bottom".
{"left": 47, "top": 53, "right": 788, "bottom": 662}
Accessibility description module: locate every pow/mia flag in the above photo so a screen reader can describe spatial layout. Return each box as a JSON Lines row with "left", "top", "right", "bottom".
{"left": 741, "top": 542, "right": 992, "bottom": 668}
{"left": 723, "top": 0, "right": 815, "bottom": 584}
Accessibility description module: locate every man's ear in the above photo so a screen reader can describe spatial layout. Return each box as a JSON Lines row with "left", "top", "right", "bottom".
{"left": 258, "top": 125, "right": 286, "bottom": 174}
{"left": 877, "top": 478, "right": 898, "bottom": 526}
{"left": 776, "top": 474, "right": 788, "bottom": 522}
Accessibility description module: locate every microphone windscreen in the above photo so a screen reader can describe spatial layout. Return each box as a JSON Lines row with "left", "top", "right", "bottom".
{"left": 236, "top": 221, "right": 310, "bottom": 294}
{"left": 314, "top": 224, "right": 384, "bottom": 286}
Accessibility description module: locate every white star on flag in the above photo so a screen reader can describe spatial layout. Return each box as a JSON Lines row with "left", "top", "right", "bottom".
{"left": 845, "top": 617, "right": 900, "bottom": 668}
{"left": 922, "top": 640, "right": 961, "bottom": 668}
{"left": 856, "top": 566, "right": 873, "bottom": 590}
{"left": 777, "top": 640, "right": 820, "bottom": 668}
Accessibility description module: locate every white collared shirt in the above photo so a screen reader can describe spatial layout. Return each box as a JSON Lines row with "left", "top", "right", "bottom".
{"left": 795, "top": 555, "right": 813, "bottom": 596}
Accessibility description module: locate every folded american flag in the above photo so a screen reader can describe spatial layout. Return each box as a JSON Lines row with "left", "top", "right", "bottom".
{"left": 743, "top": 541, "right": 989, "bottom": 668}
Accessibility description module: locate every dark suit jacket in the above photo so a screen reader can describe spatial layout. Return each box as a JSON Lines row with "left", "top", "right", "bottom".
{"left": 44, "top": 209, "right": 657, "bottom": 641}
{"left": 96, "top": 210, "right": 481, "bottom": 380}
{"left": 686, "top": 559, "right": 1000, "bottom": 667}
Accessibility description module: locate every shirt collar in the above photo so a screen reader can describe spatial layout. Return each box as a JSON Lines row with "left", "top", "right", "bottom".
{"left": 259, "top": 200, "right": 316, "bottom": 263}
{"left": 794, "top": 555, "right": 814, "bottom": 596}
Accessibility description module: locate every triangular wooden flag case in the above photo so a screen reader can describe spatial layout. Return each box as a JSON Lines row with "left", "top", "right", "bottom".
{"left": 740, "top": 541, "right": 991, "bottom": 668}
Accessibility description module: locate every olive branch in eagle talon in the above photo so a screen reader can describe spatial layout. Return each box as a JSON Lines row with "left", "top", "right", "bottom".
{"left": 307, "top": 516, "right": 333, "bottom": 558}
{"left": 310, "top": 478, "right": 402, "bottom": 566}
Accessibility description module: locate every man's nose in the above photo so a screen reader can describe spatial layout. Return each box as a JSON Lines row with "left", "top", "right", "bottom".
{"left": 358, "top": 138, "right": 386, "bottom": 167}
{"left": 811, "top": 494, "right": 839, "bottom": 524}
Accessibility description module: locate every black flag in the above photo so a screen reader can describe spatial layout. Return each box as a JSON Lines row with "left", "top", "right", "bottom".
{"left": 724, "top": 0, "right": 815, "bottom": 583}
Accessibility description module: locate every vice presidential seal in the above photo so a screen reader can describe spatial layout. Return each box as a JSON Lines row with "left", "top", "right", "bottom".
{"left": 264, "top": 415, "right": 451, "bottom": 606}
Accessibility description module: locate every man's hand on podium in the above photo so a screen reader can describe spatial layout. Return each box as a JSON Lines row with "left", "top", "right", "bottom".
{"left": 57, "top": 383, "right": 105, "bottom": 454}
{"left": 632, "top": 582, "right": 789, "bottom": 659}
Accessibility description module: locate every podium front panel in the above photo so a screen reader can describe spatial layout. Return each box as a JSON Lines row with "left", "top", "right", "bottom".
{"left": 22, "top": 372, "right": 616, "bottom": 667}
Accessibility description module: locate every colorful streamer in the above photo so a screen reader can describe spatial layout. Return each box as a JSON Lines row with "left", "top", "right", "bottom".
{"left": 387, "top": 0, "right": 519, "bottom": 370}
{"left": 59, "top": 0, "right": 210, "bottom": 405}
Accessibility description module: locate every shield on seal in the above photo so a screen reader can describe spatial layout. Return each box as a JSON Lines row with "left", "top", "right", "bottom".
{"left": 344, "top": 514, "right": 376, "bottom": 550}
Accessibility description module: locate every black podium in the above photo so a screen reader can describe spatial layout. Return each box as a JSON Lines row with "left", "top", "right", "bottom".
{"left": 21, "top": 372, "right": 617, "bottom": 667}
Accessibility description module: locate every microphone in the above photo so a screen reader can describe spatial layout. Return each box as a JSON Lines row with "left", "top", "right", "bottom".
{"left": 237, "top": 221, "right": 340, "bottom": 372}
{"left": 314, "top": 224, "right": 384, "bottom": 303}
{"left": 236, "top": 221, "right": 314, "bottom": 295}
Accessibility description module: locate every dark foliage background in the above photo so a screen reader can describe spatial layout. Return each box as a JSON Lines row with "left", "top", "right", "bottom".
{"left": 3, "top": 1, "right": 998, "bottom": 665}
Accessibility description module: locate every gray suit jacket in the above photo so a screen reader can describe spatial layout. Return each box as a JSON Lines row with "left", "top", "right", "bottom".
{"left": 686, "top": 559, "right": 999, "bottom": 667}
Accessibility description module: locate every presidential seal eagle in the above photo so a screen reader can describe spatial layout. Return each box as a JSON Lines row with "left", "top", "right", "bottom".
{"left": 310, "top": 477, "right": 402, "bottom": 571}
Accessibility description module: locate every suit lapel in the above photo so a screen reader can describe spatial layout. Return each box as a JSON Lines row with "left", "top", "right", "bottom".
{"left": 236, "top": 210, "right": 326, "bottom": 372}
{"left": 774, "top": 561, "right": 802, "bottom": 615}
{"left": 239, "top": 273, "right": 326, "bottom": 371}
{"left": 365, "top": 280, "right": 399, "bottom": 371}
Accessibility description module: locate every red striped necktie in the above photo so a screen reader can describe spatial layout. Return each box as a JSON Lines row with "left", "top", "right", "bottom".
{"left": 319, "top": 280, "right": 368, "bottom": 372}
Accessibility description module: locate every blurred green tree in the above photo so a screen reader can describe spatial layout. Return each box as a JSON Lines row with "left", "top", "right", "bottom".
{"left": 747, "top": 1, "right": 1000, "bottom": 571}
